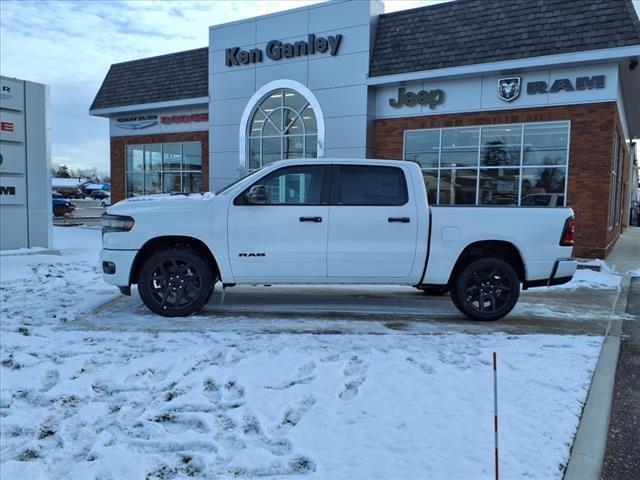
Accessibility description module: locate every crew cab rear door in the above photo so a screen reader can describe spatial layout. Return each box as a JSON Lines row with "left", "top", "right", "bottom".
{"left": 228, "top": 164, "right": 329, "bottom": 280}
{"left": 327, "top": 164, "right": 418, "bottom": 278}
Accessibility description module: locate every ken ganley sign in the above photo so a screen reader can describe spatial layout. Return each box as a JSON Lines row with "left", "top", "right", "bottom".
{"left": 226, "top": 33, "right": 343, "bottom": 67}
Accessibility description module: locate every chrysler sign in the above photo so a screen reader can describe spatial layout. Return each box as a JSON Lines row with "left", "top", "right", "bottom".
{"left": 226, "top": 33, "right": 343, "bottom": 67}
{"left": 115, "top": 115, "right": 159, "bottom": 130}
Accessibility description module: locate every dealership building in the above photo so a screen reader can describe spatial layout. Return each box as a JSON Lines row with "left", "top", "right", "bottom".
{"left": 90, "top": 0, "right": 640, "bottom": 258}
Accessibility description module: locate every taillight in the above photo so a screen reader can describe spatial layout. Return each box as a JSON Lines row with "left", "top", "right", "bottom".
{"left": 560, "top": 216, "right": 575, "bottom": 246}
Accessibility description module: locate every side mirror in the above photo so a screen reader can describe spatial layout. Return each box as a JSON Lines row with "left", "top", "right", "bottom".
{"left": 245, "top": 185, "right": 268, "bottom": 205}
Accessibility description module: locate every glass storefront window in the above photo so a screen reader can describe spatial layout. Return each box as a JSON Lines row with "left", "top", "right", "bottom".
{"left": 125, "top": 142, "right": 202, "bottom": 197}
{"left": 520, "top": 167, "right": 566, "bottom": 206}
{"left": 163, "top": 143, "right": 181, "bottom": 171}
{"left": 163, "top": 173, "right": 181, "bottom": 193}
{"left": 183, "top": 142, "right": 202, "bottom": 171}
{"left": 126, "top": 145, "right": 144, "bottom": 172}
{"left": 480, "top": 125, "right": 522, "bottom": 167}
{"left": 126, "top": 173, "right": 144, "bottom": 197}
{"left": 144, "top": 172, "right": 162, "bottom": 195}
{"left": 439, "top": 169, "right": 477, "bottom": 205}
{"left": 479, "top": 168, "right": 519, "bottom": 206}
{"left": 441, "top": 127, "right": 479, "bottom": 167}
{"left": 183, "top": 172, "right": 202, "bottom": 193}
{"left": 405, "top": 130, "right": 440, "bottom": 168}
{"left": 523, "top": 123, "right": 568, "bottom": 165}
{"left": 247, "top": 88, "right": 317, "bottom": 171}
{"left": 421, "top": 170, "right": 438, "bottom": 205}
{"left": 145, "top": 144, "right": 162, "bottom": 171}
{"left": 404, "top": 121, "right": 569, "bottom": 206}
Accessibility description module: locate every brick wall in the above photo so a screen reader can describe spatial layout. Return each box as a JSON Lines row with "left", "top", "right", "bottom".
{"left": 373, "top": 102, "right": 629, "bottom": 259}
{"left": 110, "top": 131, "right": 209, "bottom": 204}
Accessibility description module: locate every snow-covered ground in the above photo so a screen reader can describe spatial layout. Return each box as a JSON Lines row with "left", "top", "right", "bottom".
{"left": 1, "top": 228, "right": 607, "bottom": 479}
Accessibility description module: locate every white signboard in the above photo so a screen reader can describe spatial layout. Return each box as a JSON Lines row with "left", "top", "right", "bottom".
{"left": 0, "top": 76, "right": 51, "bottom": 250}
{"left": 0, "top": 77, "right": 24, "bottom": 112}
{"left": 0, "top": 176, "right": 26, "bottom": 205}
{"left": 0, "top": 142, "right": 26, "bottom": 174}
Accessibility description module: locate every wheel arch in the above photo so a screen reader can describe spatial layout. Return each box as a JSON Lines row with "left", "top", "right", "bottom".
{"left": 130, "top": 235, "right": 221, "bottom": 285}
{"left": 447, "top": 240, "right": 526, "bottom": 285}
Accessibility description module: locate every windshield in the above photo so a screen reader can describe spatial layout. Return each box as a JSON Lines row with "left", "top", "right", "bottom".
{"left": 215, "top": 167, "right": 266, "bottom": 195}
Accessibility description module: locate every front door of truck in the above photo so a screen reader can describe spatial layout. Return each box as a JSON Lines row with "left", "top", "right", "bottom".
{"left": 228, "top": 164, "right": 329, "bottom": 281}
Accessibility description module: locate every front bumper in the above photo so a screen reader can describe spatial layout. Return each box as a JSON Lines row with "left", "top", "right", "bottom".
{"left": 523, "top": 259, "right": 577, "bottom": 289}
{"left": 100, "top": 248, "right": 138, "bottom": 289}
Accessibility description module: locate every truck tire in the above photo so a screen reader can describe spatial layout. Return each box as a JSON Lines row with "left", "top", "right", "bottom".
{"left": 138, "top": 247, "right": 214, "bottom": 317}
{"left": 452, "top": 257, "right": 520, "bottom": 321}
{"left": 53, "top": 205, "right": 67, "bottom": 217}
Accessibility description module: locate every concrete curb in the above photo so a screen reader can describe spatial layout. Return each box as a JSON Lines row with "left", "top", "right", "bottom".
{"left": 563, "top": 277, "right": 630, "bottom": 480}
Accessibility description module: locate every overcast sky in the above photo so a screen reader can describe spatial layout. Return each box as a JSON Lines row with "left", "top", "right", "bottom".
{"left": 1, "top": 0, "right": 639, "bottom": 175}
{"left": 0, "top": 0, "right": 439, "bottom": 175}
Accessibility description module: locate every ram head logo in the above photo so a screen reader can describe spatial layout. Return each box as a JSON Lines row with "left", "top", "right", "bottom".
{"left": 497, "top": 77, "right": 521, "bottom": 102}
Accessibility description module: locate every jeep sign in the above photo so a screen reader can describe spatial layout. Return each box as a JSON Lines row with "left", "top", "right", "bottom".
{"left": 389, "top": 87, "right": 445, "bottom": 109}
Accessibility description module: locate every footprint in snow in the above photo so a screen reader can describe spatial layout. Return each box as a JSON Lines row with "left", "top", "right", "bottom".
{"left": 224, "top": 379, "right": 245, "bottom": 401}
{"left": 241, "top": 413, "right": 293, "bottom": 455}
{"left": 338, "top": 355, "right": 368, "bottom": 401}
{"left": 276, "top": 395, "right": 316, "bottom": 433}
{"left": 265, "top": 361, "right": 316, "bottom": 390}
{"left": 40, "top": 369, "right": 60, "bottom": 392}
{"left": 203, "top": 377, "right": 222, "bottom": 403}
{"left": 406, "top": 356, "right": 435, "bottom": 375}
{"left": 150, "top": 412, "right": 209, "bottom": 434}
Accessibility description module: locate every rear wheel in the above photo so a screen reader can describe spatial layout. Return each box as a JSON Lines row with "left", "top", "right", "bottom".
{"left": 138, "top": 248, "right": 215, "bottom": 317}
{"left": 53, "top": 205, "right": 67, "bottom": 217}
{"left": 452, "top": 257, "right": 520, "bottom": 321}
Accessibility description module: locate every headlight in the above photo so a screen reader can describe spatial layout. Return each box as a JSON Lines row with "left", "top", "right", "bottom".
{"left": 101, "top": 214, "right": 135, "bottom": 233}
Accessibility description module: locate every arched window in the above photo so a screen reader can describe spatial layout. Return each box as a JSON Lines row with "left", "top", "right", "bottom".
{"left": 246, "top": 88, "right": 318, "bottom": 171}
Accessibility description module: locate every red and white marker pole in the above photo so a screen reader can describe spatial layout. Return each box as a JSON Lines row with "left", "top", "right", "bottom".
{"left": 493, "top": 351, "right": 499, "bottom": 480}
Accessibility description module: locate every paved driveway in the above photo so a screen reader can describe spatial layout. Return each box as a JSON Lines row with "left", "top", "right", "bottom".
{"left": 78, "top": 284, "right": 620, "bottom": 336}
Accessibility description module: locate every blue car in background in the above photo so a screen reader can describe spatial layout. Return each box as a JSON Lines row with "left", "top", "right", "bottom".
{"left": 52, "top": 198, "right": 76, "bottom": 217}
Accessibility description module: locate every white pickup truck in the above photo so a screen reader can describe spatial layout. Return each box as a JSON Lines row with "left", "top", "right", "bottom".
{"left": 100, "top": 159, "right": 577, "bottom": 321}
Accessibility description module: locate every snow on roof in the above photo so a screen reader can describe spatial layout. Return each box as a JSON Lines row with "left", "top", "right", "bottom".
{"left": 84, "top": 183, "right": 106, "bottom": 190}
{"left": 51, "top": 178, "right": 88, "bottom": 188}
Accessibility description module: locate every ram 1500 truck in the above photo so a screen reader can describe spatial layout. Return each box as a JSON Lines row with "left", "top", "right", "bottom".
{"left": 100, "top": 159, "right": 577, "bottom": 321}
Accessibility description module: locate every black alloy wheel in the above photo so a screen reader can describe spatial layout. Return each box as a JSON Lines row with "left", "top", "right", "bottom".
{"left": 453, "top": 257, "right": 520, "bottom": 321}
{"left": 138, "top": 248, "right": 214, "bottom": 317}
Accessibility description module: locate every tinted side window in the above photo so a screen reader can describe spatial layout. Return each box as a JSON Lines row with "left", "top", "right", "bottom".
{"left": 332, "top": 166, "right": 408, "bottom": 206}
{"left": 236, "top": 165, "right": 326, "bottom": 205}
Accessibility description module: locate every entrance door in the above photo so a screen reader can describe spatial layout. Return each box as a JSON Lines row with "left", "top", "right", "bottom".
{"left": 327, "top": 164, "right": 418, "bottom": 279}
{"left": 228, "top": 164, "right": 329, "bottom": 281}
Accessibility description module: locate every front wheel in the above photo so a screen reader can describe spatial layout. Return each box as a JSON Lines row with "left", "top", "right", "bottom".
{"left": 452, "top": 257, "right": 520, "bottom": 321}
{"left": 138, "top": 248, "right": 214, "bottom": 317}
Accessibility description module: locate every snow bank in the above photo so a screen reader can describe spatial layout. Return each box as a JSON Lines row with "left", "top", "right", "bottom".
{"left": 544, "top": 260, "right": 622, "bottom": 290}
